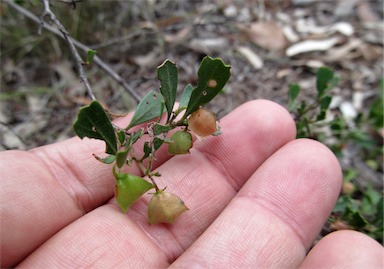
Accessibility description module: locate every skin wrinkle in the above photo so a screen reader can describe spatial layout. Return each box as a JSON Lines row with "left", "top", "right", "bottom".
{"left": 194, "top": 130, "right": 242, "bottom": 190}
{"left": 195, "top": 122, "right": 292, "bottom": 192}
{"left": 249, "top": 100, "right": 296, "bottom": 154}
{"left": 193, "top": 148, "right": 238, "bottom": 190}
{"left": 243, "top": 193, "right": 308, "bottom": 251}
{"left": 1, "top": 151, "right": 78, "bottom": 267}
{"left": 133, "top": 220, "right": 178, "bottom": 265}
{"left": 164, "top": 225, "right": 189, "bottom": 263}
{"left": 20, "top": 205, "right": 169, "bottom": 268}
{"left": 222, "top": 210, "right": 262, "bottom": 265}
{"left": 173, "top": 201, "right": 305, "bottom": 268}
{"left": 135, "top": 201, "right": 187, "bottom": 263}
{"left": 300, "top": 230, "right": 384, "bottom": 268}
{"left": 238, "top": 140, "right": 341, "bottom": 250}
{"left": 123, "top": 201, "right": 184, "bottom": 262}
{"left": 243, "top": 204, "right": 302, "bottom": 267}
{"left": 125, "top": 196, "right": 186, "bottom": 263}
{"left": 31, "top": 146, "right": 93, "bottom": 215}
{"left": 126, "top": 156, "right": 237, "bottom": 263}
{"left": 168, "top": 139, "right": 343, "bottom": 269}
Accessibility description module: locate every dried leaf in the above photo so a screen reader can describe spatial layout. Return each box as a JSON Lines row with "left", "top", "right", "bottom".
{"left": 324, "top": 39, "right": 362, "bottom": 62}
{"left": 286, "top": 37, "right": 341, "bottom": 57}
{"left": 236, "top": 46, "right": 263, "bottom": 70}
{"left": 239, "top": 22, "right": 287, "bottom": 51}
{"left": 357, "top": 0, "right": 380, "bottom": 22}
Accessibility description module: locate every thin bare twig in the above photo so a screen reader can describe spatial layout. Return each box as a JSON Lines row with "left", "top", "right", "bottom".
{"left": 41, "top": 0, "right": 96, "bottom": 101}
{"left": 5, "top": 0, "right": 141, "bottom": 103}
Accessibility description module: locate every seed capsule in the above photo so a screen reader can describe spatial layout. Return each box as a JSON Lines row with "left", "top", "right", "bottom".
{"left": 188, "top": 108, "right": 217, "bottom": 137}
{"left": 148, "top": 191, "right": 189, "bottom": 224}
{"left": 168, "top": 130, "right": 193, "bottom": 155}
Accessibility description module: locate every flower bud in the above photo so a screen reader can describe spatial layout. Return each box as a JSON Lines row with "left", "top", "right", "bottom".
{"left": 188, "top": 108, "right": 217, "bottom": 137}
{"left": 168, "top": 130, "right": 193, "bottom": 155}
{"left": 148, "top": 191, "right": 189, "bottom": 224}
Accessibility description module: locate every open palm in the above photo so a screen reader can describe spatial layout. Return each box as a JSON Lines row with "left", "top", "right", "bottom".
{"left": 1, "top": 100, "right": 382, "bottom": 268}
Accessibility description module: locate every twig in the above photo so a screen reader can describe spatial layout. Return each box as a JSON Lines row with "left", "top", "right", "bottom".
{"left": 40, "top": 0, "right": 96, "bottom": 101}
{"left": 5, "top": 0, "right": 141, "bottom": 103}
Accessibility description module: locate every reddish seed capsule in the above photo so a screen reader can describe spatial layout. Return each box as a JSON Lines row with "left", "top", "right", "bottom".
{"left": 188, "top": 108, "right": 217, "bottom": 137}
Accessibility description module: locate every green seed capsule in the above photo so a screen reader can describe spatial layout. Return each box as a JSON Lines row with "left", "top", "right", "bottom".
{"left": 148, "top": 191, "right": 189, "bottom": 225}
{"left": 168, "top": 130, "right": 193, "bottom": 155}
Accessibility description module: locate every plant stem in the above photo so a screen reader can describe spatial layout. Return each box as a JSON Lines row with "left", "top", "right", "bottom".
{"left": 133, "top": 156, "right": 160, "bottom": 192}
{"left": 148, "top": 175, "right": 160, "bottom": 192}
{"left": 5, "top": 0, "right": 141, "bottom": 103}
{"left": 40, "top": 0, "right": 96, "bottom": 101}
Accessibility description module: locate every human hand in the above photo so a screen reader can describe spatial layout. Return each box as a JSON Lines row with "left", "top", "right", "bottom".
{"left": 1, "top": 100, "right": 382, "bottom": 268}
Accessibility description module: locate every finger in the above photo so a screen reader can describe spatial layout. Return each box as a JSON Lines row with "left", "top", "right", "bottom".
{"left": 170, "top": 139, "right": 342, "bottom": 268}
{"left": 18, "top": 100, "right": 297, "bottom": 267}
{"left": 300, "top": 230, "right": 384, "bottom": 268}
{"left": 18, "top": 205, "right": 171, "bottom": 268}
{"left": 0, "top": 114, "right": 172, "bottom": 267}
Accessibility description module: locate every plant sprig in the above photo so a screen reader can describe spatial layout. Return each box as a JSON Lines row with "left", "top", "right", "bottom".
{"left": 288, "top": 67, "right": 383, "bottom": 243}
{"left": 73, "top": 56, "right": 231, "bottom": 224}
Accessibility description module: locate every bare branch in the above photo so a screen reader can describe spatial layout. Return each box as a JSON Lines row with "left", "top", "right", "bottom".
{"left": 5, "top": 0, "right": 141, "bottom": 103}
{"left": 40, "top": 0, "right": 96, "bottom": 101}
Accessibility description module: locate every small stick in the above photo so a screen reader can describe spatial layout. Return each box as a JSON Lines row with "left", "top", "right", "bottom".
{"left": 5, "top": 0, "right": 141, "bottom": 103}
{"left": 41, "top": 0, "right": 96, "bottom": 101}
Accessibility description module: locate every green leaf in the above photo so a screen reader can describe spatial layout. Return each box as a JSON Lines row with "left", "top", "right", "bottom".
{"left": 184, "top": 56, "right": 231, "bottom": 117}
{"left": 73, "top": 101, "right": 117, "bottom": 155}
{"left": 127, "top": 90, "right": 165, "bottom": 129}
{"left": 86, "top": 49, "right": 97, "bottom": 65}
{"left": 316, "top": 67, "right": 334, "bottom": 98}
{"left": 333, "top": 195, "right": 351, "bottom": 212}
{"left": 153, "top": 123, "right": 171, "bottom": 135}
{"left": 316, "top": 110, "right": 326, "bottom": 121}
{"left": 157, "top": 60, "right": 178, "bottom": 121}
{"left": 320, "top": 95, "right": 332, "bottom": 110}
{"left": 116, "top": 129, "right": 145, "bottom": 167}
{"left": 153, "top": 137, "right": 164, "bottom": 150}
{"left": 93, "top": 154, "right": 116, "bottom": 164}
{"left": 118, "top": 130, "right": 126, "bottom": 146}
{"left": 343, "top": 168, "right": 358, "bottom": 182}
{"left": 343, "top": 206, "right": 368, "bottom": 229}
{"left": 368, "top": 91, "right": 383, "bottom": 128}
{"left": 179, "top": 84, "right": 193, "bottom": 110}
{"left": 128, "top": 129, "right": 144, "bottom": 145}
{"left": 141, "top": 137, "right": 165, "bottom": 160}
{"left": 114, "top": 172, "right": 154, "bottom": 212}
{"left": 288, "top": 84, "right": 300, "bottom": 111}
{"left": 316, "top": 95, "right": 332, "bottom": 121}
{"left": 142, "top": 142, "right": 152, "bottom": 160}
{"left": 375, "top": 197, "right": 383, "bottom": 226}
{"left": 115, "top": 148, "right": 130, "bottom": 168}
{"left": 361, "top": 186, "right": 381, "bottom": 215}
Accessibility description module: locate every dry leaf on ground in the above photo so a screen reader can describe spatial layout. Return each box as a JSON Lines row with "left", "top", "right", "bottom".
{"left": 236, "top": 46, "right": 263, "bottom": 70}
{"left": 238, "top": 21, "right": 287, "bottom": 51}
{"left": 286, "top": 37, "right": 342, "bottom": 57}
